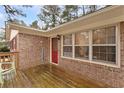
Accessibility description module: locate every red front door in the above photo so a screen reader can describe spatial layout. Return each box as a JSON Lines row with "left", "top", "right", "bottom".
{"left": 52, "top": 38, "right": 58, "bottom": 64}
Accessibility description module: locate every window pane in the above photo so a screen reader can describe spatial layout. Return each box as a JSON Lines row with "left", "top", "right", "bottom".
{"left": 75, "top": 46, "right": 89, "bottom": 59}
{"left": 93, "top": 26, "right": 116, "bottom": 44}
{"left": 93, "top": 28, "right": 106, "bottom": 44}
{"left": 75, "top": 32, "right": 89, "bottom": 45}
{"left": 63, "top": 46, "right": 72, "bottom": 57}
{"left": 63, "top": 34, "right": 72, "bottom": 45}
{"left": 93, "top": 46, "right": 116, "bottom": 63}
{"left": 106, "top": 26, "right": 116, "bottom": 44}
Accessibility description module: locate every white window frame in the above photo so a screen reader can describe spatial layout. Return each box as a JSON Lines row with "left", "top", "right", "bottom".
{"left": 62, "top": 34, "right": 73, "bottom": 58}
{"left": 61, "top": 24, "right": 120, "bottom": 68}
{"left": 74, "top": 31, "right": 90, "bottom": 60}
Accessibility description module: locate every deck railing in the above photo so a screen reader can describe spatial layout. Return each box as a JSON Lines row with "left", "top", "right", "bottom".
{"left": 0, "top": 52, "right": 19, "bottom": 69}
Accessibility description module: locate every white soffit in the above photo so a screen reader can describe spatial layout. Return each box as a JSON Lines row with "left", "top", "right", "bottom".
{"left": 10, "top": 29, "right": 19, "bottom": 41}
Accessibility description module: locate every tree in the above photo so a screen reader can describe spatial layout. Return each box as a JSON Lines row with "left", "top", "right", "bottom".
{"left": 3, "top": 5, "right": 26, "bottom": 21}
{"left": 38, "top": 5, "right": 61, "bottom": 29}
{"left": 0, "top": 29, "right": 5, "bottom": 41}
{"left": 79, "top": 5, "right": 86, "bottom": 16}
{"left": 38, "top": 5, "right": 109, "bottom": 30}
{"left": 30, "top": 20, "right": 41, "bottom": 29}
{"left": 9, "top": 18, "right": 27, "bottom": 26}
{"left": 70, "top": 5, "right": 79, "bottom": 19}
{"left": 61, "top": 5, "right": 79, "bottom": 23}
{"left": 20, "top": 20, "right": 27, "bottom": 26}
{"left": 0, "top": 46, "right": 10, "bottom": 52}
{"left": 0, "top": 29, "right": 8, "bottom": 52}
{"left": 89, "top": 5, "right": 97, "bottom": 12}
{"left": 2, "top": 5, "right": 32, "bottom": 21}
{"left": 61, "top": 5, "right": 73, "bottom": 22}
{"left": 85, "top": 5, "right": 97, "bottom": 14}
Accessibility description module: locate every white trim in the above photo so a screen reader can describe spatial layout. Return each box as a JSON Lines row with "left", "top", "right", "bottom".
{"left": 92, "top": 44, "right": 116, "bottom": 46}
{"left": 51, "top": 62, "right": 59, "bottom": 65}
{"left": 7, "top": 6, "right": 120, "bottom": 33}
{"left": 61, "top": 24, "right": 120, "bottom": 68}
{"left": 50, "top": 37, "right": 59, "bottom": 65}
{"left": 7, "top": 6, "right": 124, "bottom": 41}
{"left": 57, "top": 38, "right": 60, "bottom": 65}
{"left": 75, "top": 45, "right": 89, "bottom": 46}
{"left": 61, "top": 36, "right": 63, "bottom": 57}
{"left": 89, "top": 30, "right": 92, "bottom": 61}
{"left": 62, "top": 34, "right": 73, "bottom": 58}
{"left": 50, "top": 37, "right": 52, "bottom": 63}
{"left": 72, "top": 34, "right": 75, "bottom": 58}
{"left": 63, "top": 45, "right": 72, "bottom": 46}
{"left": 8, "top": 23, "right": 45, "bottom": 32}
{"left": 47, "top": 6, "right": 119, "bottom": 32}
{"left": 116, "top": 23, "right": 121, "bottom": 68}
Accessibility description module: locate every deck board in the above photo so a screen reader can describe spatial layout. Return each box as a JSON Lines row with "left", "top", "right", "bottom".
{"left": 2, "top": 64, "right": 107, "bottom": 88}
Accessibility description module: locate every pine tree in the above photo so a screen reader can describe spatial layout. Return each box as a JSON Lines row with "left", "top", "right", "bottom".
{"left": 38, "top": 5, "right": 61, "bottom": 29}
{"left": 30, "top": 20, "right": 40, "bottom": 29}
{"left": 9, "top": 19, "right": 27, "bottom": 26}
{"left": 61, "top": 5, "right": 79, "bottom": 23}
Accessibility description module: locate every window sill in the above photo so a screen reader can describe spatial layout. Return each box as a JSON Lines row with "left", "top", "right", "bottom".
{"left": 61, "top": 56, "right": 120, "bottom": 68}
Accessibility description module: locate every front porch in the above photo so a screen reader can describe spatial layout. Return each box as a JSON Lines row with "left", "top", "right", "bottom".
{"left": 2, "top": 64, "right": 108, "bottom": 88}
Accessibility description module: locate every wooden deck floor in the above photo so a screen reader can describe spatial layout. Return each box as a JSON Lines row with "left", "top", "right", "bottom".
{"left": 2, "top": 64, "right": 107, "bottom": 88}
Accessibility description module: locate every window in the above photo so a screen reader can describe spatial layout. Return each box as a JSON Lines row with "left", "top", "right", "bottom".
{"left": 75, "top": 46, "right": 89, "bottom": 59}
{"left": 93, "top": 26, "right": 116, "bottom": 44}
{"left": 93, "top": 46, "right": 116, "bottom": 63}
{"left": 75, "top": 32, "right": 89, "bottom": 45}
{"left": 62, "top": 25, "right": 118, "bottom": 66}
{"left": 63, "top": 34, "right": 72, "bottom": 57}
{"left": 75, "top": 32, "right": 89, "bottom": 59}
{"left": 92, "top": 26, "right": 116, "bottom": 64}
{"left": 63, "top": 34, "right": 72, "bottom": 45}
{"left": 63, "top": 46, "right": 72, "bottom": 57}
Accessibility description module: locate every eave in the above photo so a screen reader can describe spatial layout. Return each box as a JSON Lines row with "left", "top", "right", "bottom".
{"left": 6, "top": 6, "right": 124, "bottom": 40}
{"left": 47, "top": 6, "right": 124, "bottom": 37}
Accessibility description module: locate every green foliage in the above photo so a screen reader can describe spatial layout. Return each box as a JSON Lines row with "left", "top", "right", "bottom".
{"left": 0, "top": 42, "right": 10, "bottom": 52}
{"left": 38, "top": 5, "right": 80, "bottom": 29}
{"left": 3, "top": 5, "right": 26, "bottom": 20}
{"left": 30, "top": 20, "right": 41, "bottom": 29}
{"left": 10, "top": 19, "right": 27, "bottom": 26}
{"left": 2, "top": 5, "right": 108, "bottom": 31}
{"left": 38, "top": 5, "right": 108, "bottom": 30}
{"left": 38, "top": 5, "right": 61, "bottom": 30}
{"left": 0, "top": 30, "right": 5, "bottom": 41}
{"left": 0, "top": 46, "right": 10, "bottom": 52}
{"left": 61, "top": 5, "right": 79, "bottom": 22}
{"left": 2, "top": 5, "right": 32, "bottom": 21}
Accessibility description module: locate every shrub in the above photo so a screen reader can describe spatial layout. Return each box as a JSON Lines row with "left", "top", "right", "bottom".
{"left": 0, "top": 46, "right": 10, "bottom": 52}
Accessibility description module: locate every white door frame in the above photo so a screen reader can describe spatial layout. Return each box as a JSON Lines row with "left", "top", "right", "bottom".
{"left": 50, "top": 37, "right": 59, "bottom": 65}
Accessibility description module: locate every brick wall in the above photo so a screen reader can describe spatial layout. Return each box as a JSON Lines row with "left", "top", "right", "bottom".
{"left": 18, "top": 33, "right": 50, "bottom": 70}
{"left": 16, "top": 22, "right": 124, "bottom": 87}
{"left": 58, "top": 22, "right": 124, "bottom": 87}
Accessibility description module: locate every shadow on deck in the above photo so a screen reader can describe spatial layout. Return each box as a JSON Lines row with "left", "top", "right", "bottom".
{"left": 2, "top": 64, "right": 108, "bottom": 88}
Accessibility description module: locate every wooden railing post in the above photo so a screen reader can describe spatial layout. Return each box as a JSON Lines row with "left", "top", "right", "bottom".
{"left": 0, "top": 52, "right": 19, "bottom": 70}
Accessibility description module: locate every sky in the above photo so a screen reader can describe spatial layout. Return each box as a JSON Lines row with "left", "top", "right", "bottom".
{"left": 0, "top": 5, "right": 41, "bottom": 29}
{"left": 0, "top": 5, "right": 106, "bottom": 30}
